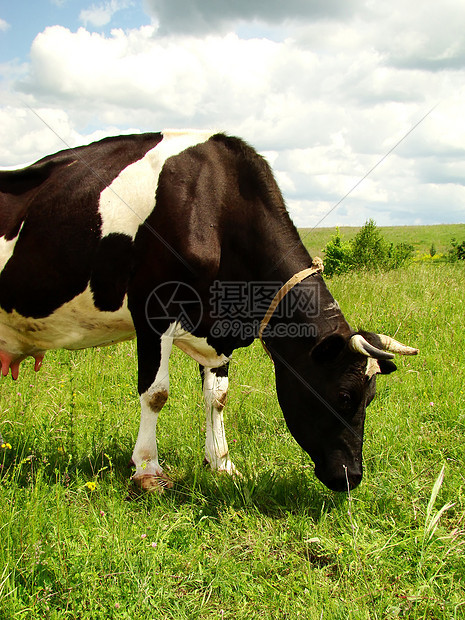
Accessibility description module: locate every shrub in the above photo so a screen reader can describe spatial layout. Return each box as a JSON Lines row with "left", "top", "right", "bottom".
{"left": 323, "top": 220, "right": 414, "bottom": 277}
{"left": 447, "top": 238, "right": 465, "bottom": 261}
{"left": 350, "top": 219, "right": 388, "bottom": 269}
{"left": 322, "top": 228, "right": 353, "bottom": 277}
{"left": 387, "top": 241, "right": 416, "bottom": 269}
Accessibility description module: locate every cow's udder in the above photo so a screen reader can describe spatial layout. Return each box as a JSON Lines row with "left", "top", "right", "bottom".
{"left": 0, "top": 350, "right": 45, "bottom": 380}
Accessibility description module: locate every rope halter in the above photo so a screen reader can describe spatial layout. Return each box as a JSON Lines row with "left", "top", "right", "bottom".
{"left": 258, "top": 257, "right": 324, "bottom": 359}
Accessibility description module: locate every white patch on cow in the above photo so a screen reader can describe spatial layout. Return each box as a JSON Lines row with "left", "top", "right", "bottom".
{"left": 366, "top": 357, "right": 381, "bottom": 378}
{"left": 0, "top": 231, "right": 21, "bottom": 274}
{"left": 202, "top": 366, "right": 238, "bottom": 474}
{"left": 0, "top": 285, "right": 135, "bottom": 358}
{"left": 98, "top": 129, "right": 214, "bottom": 239}
{"left": 172, "top": 324, "right": 230, "bottom": 368}
{"left": 132, "top": 331, "right": 173, "bottom": 480}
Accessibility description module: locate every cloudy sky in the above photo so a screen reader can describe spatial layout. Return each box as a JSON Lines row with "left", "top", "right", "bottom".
{"left": 1, "top": 0, "right": 465, "bottom": 227}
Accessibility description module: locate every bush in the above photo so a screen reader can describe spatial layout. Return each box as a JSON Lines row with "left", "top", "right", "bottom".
{"left": 323, "top": 220, "right": 414, "bottom": 277}
{"left": 388, "top": 241, "right": 416, "bottom": 269}
{"left": 322, "top": 228, "right": 353, "bottom": 276}
{"left": 447, "top": 238, "right": 465, "bottom": 262}
{"left": 350, "top": 219, "right": 388, "bottom": 269}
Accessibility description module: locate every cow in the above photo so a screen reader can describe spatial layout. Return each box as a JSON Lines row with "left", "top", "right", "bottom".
{"left": 0, "top": 130, "right": 418, "bottom": 492}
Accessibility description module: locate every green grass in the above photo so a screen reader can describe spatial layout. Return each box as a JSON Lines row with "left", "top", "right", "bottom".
{"left": 1, "top": 259, "right": 464, "bottom": 619}
{"left": 300, "top": 223, "right": 465, "bottom": 259}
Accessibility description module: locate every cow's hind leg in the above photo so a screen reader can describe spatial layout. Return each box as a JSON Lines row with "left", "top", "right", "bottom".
{"left": 200, "top": 363, "right": 239, "bottom": 475}
{"left": 131, "top": 328, "right": 173, "bottom": 492}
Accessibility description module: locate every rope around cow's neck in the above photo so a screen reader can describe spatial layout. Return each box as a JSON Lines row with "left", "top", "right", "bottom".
{"left": 258, "top": 257, "right": 324, "bottom": 360}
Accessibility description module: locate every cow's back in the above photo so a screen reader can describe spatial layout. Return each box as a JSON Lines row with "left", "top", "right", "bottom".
{"left": 0, "top": 130, "right": 214, "bottom": 367}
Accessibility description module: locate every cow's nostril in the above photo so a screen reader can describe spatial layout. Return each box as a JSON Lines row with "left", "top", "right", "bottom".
{"left": 315, "top": 464, "right": 363, "bottom": 492}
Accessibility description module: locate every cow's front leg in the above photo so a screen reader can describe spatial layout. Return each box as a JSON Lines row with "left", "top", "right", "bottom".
{"left": 132, "top": 329, "right": 173, "bottom": 492}
{"left": 200, "top": 364, "right": 239, "bottom": 475}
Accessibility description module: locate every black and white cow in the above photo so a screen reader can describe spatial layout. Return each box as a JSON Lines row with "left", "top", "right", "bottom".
{"left": 0, "top": 130, "right": 418, "bottom": 492}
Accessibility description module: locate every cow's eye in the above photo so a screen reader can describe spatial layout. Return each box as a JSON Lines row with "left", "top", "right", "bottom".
{"left": 338, "top": 391, "right": 353, "bottom": 409}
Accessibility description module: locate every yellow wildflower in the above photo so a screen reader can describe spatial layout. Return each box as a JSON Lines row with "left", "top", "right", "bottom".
{"left": 85, "top": 481, "right": 97, "bottom": 491}
{"left": 1, "top": 443, "right": 12, "bottom": 450}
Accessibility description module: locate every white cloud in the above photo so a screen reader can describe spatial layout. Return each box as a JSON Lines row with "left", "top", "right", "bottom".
{"left": 143, "top": 0, "right": 363, "bottom": 35}
{"left": 80, "top": 0, "right": 133, "bottom": 28}
{"left": 372, "top": 1, "right": 465, "bottom": 71}
{"left": 0, "top": 106, "right": 79, "bottom": 165}
{"left": 0, "top": 104, "right": 142, "bottom": 166}
{"left": 2, "top": 0, "right": 465, "bottom": 226}
{"left": 19, "top": 26, "right": 291, "bottom": 127}
{"left": 0, "top": 18, "right": 10, "bottom": 32}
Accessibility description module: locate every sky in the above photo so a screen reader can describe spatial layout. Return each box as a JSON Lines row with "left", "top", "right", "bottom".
{"left": 1, "top": 0, "right": 465, "bottom": 228}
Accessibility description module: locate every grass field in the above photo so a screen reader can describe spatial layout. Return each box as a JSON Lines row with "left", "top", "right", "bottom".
{"left": 300, "top": 223, "right": 465, "bottom": 259}
{"left": 0, "top": 226, "right": 464, "bottom": 619}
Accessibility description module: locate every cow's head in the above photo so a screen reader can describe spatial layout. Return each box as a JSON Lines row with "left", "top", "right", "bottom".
{"left": 271, "top": 331, "right": 418, "bottom": 491}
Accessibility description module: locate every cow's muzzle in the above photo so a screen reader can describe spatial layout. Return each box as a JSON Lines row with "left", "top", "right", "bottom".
{"left": 315, "top": 463, "right": 363, "bottom": 492}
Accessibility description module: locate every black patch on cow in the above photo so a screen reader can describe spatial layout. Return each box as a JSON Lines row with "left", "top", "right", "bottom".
{"left": 0, "top": 159, "right": 59, "bottom": 240}
{"left": 209, "top": 133, "right": 288, "bottom": 213}
{"left": 0, "top": 133, "right": 163, "bottom": 318}
{"left": 311, "top": 334, "right": 346, "bottom": 364}
{"left": 90, "top": 233, "right": 134, "bottom": 312}
{"left": 199, "top": 362, "right": 230, "bottom": 388}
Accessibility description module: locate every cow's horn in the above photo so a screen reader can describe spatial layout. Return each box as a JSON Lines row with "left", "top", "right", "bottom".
{"left": 349, "top": 334, "right": 395, "bottom": 360}
{"left": 377, "top": 335, "right": 419, "bottom": 356}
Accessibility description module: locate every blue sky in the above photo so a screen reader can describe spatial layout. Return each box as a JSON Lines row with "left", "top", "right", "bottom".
{"left": 1, "top": 0, "right": 465, "bottom": 228}
{"left": 1, "top": 1, "right": 147, "bottom": 59}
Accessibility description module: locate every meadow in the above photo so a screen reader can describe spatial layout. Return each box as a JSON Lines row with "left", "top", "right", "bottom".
{"left": 300, "top": 222, "right": 465, "bottom": 259}
{"left": 0, "top": 225, "right": 464, "bottom": 619}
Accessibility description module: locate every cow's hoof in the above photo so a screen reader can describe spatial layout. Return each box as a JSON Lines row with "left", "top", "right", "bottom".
{"left": 225, "top": 464, "right": 243, "bottom": 479}
{"left": 132, "top": 472, "right": 174, "bottom": 492}
{"left": 203, "top": 457, "right": 243, "bottom": 478}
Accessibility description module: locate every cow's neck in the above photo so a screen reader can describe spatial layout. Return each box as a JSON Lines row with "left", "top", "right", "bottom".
{"left": 264, "top": 213, "right": 351, "bottom": 336}
{"left": 246, "top": 210, "right": 312, "bottom": 283}
{"left": 217, "top": 209, "right": 350, "bottom": 351}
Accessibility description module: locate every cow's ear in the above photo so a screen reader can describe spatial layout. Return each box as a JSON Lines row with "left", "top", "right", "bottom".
{"left": 311, "top": 334, "right": 346, "bottom": 364}
{"left": 377, "top": 359, "right": 397, "bottom": 375}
